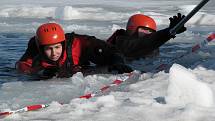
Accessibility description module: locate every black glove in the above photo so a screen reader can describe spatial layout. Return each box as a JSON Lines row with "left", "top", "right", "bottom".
{"left": 169, "top": 13, "right": 187, "bottom": 35}
{"left": 108, "top": 64, "right": 133, "bottom": 74}
{"left": 43, "top": 67, "right": 59, "bottom": 78}
{"left": 71, "top": 65, "right": 82, "bottom": 75}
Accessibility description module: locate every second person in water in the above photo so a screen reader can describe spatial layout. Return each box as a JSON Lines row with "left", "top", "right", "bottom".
{"left": 107, "top": 13, "right": 187, "bottom": 60}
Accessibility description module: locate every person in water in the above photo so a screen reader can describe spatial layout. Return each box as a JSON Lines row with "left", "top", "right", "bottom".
{"left": 16, "top": 23, "right": 132, "bottom": 78}
{"left": 107, "top": 13, "right": 187, "bottom": 60}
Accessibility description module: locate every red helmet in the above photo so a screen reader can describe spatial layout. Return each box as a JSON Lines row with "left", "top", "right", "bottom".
{"left": 126, "top": 14, "right": 157, "bottom": 33}
{"left": 36, "top": 23, "right": 65, "bottom": 45}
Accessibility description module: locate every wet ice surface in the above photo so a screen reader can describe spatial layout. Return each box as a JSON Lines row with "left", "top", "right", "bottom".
{"left": 0, "top": 0, "right": 215, "bottom": 120}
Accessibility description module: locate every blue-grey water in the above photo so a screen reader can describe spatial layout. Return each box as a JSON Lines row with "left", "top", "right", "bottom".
{"left": 0, "top": 33, "right": 34, "bottom": 83}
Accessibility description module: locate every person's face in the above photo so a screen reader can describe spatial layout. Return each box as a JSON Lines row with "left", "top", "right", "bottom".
{"left": 44, "top": 43, "right": 63, "bottom": 61}
{"left": 137, "top": 27, "right": 155, "bottom": 37}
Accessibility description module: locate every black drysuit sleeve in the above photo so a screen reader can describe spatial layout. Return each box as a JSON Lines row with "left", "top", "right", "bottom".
{"left": 115, "top": 28, "right": 172, "bottom": 58}
{"left": 80, "top": 35, "right": 126, "bottom": 66}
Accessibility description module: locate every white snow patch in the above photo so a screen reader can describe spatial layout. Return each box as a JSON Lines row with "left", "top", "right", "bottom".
{"left": 166, "top": 64, "right": 214, "bottom": 107}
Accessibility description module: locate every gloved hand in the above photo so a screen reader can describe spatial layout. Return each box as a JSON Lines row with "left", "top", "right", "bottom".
{"left": 169, "top": 13, "right": 187, "bottom": 34}
{"left": 71, "top": 65, "right": 82, "bottom": 75}
{"left": 108, "top": 64, "right": 133, "bottom": 74}
{"left": 43, "top": 67, "right": 59, "bottom": 78}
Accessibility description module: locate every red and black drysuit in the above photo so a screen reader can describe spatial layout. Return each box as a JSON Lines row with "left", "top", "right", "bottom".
{"left": 16, "top": 32, "right": 132, "bottom": 78}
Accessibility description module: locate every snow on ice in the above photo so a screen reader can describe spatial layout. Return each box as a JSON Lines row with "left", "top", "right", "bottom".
{"left": 0, "top": 0, "right": 215, "bottom": 121}
{"left": 166, "top": 64, "right": 214, "bottom": 107}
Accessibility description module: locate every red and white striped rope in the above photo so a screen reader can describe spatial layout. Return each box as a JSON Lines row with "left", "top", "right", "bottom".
{"left": 155, "top": 32, "right": 215, "bottom": 71}
{"left": 0, "top": 72, "right": 135, "bottom": 117}
{"left": 79, "top": 73, "right": 133, "bottom": 99}
{"left": 0, "top": 104, "right": 49, "bottom": 117}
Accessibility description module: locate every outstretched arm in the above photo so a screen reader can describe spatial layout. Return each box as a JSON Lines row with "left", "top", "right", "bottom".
{"left": 116, "top": 13, "right": 187, "bottom": 58}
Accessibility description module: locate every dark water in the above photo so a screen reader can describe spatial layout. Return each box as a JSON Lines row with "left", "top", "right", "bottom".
{"left": 0, "top": 33, "right": 34, "bottom": 83}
